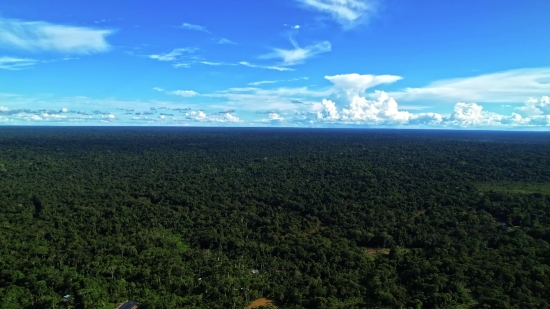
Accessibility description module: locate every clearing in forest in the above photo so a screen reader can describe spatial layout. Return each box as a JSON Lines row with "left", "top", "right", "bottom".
{"left": 246, "top": 298, "right": 274, "bottom": 308}
{"left": 411, "top": 210, "right": 426, "bottom": 220}
{"left": 365, "top": 248, "right": 390, "bottom": 255}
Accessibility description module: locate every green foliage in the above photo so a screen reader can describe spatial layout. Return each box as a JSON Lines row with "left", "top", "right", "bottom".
{"left": 0, "top": 128, "right": 550, "bottom": 308}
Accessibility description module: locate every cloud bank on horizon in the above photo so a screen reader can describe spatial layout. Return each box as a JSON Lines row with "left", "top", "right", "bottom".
{"left": 0, "top": 0, "right": 549, "bottom": 129}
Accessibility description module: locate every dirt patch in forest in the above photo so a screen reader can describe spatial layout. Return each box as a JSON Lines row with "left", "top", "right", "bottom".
{"left": 246, "top": 298, "right": 274, "bottom": 308}
{"left": 411, "top": 210, "right": 426, "bottom": 220}
{"left": 365, "top": 248, "right": 390, "bottom": 255}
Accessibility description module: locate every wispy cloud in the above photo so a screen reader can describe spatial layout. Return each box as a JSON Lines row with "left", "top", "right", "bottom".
{"left": 248, "top": 80, "right": 279, "bottom": 86}
{"left": 296, "top": 0, "right": 379, "bottom": 28}
{"left": 153, "top": 87, "right": 199, "bottom": 97}
{"left": 205, "top": 85, "right": 331, "bottom": 111}
{"left": 199, "top": 61, "right": 237, "bottom": 66}
{"left": 148, "top": 47, "right": 197, "bottom": 61}
{"left": 260, "top": 37, "right": 331, "bottom": 66}
{"left": 0, "top": 56, "right": 38, "bottom": 70}
{"left": 388, "top": 67, "right": 550, "bottom": 104}
{"left": 0, "top": 18, "right": 114, "bottom": 53}
{"left": 248, "top": 77, "right": 308, "bottom": 86}
{"left": 216, "top": 38, "right": 236, "bottom": 45}
{"left": 180, "top": 22, "right": 210, "bottom": 33}
{"left": 239, "top": 61, "right": 295, "bottom": 71}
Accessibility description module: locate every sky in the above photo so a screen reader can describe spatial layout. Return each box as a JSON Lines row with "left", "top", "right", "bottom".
{"left": 1, "top": 0, "right": 549, "bottom": 129}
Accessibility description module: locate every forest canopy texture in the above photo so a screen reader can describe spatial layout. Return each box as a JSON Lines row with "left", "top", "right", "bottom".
{"left": 1, "top": 127, "right": 550, "bottom": 309}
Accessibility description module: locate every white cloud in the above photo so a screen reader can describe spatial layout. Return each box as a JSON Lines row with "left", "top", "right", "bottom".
{"left": 173, "top": 63, "right": 192, "bottom": 68}
{"left": 248, "top": 80, "right": 278, "bottom": 86}
{"left": 180, "top": 23, "right": 210, "bottom": 33}
{"left": 185, "top": 110, "right": 242, "bottom": 123}
{"left": 153, "top": 87, "right": 199, "bottom": 97}
{"left": 0, "top": 18, "right": 113, "bottom": 53}
{"left": 516, "top": 96, "right": 550, "bottom": 116}
{"left": 293, "top": 25, "right": 301, "bottom": 29}
{"left": 239, "top": 61, "right": 294, "bottom": 71}
{"left": 216, "top": 38, "right": 236, "bottom": 44}
{"left": 326, "top": 73, "right": 402, "bottom": 96}
{"left": 0, "top": 106, "right": 10, "bottom": 112}
{"left": 313, "top": 73, "right": 545, "bottom": 127}
{"left": 317, "top": 99, "right": 340, "bottom": 120}
{"left": 260, "top": 38, "right": 331, "bottom": 66}
{"left": 389, "top": 67, "right": 550, "bottom": 104}
{"left": 171, "top": 90, "right": 199, "bottom": 97}
{"left": 296, "top": 0, "right": 379, "bottom": 28}
{"left": 447, "top": 102, "right": 502, "bottom": 127}
{"left": 269, "top": 113, "right": 284, "bottom": 121}
{"left": 0, "top": 56, "right": 38, "bottom": 70}
{"left": 224, "top": 113, "right": 242, "bottom": 123}
{"left": 148, "top": 48, "right": 196, "bottom": 61}
{"left": 199, "top": 61, "right": 237, "bottom": 66}
{"left": 319, "top": 91, "right": 413, "bottom": 124}
{"left": 255, "top": 112, "right": 286, "bottom": 123}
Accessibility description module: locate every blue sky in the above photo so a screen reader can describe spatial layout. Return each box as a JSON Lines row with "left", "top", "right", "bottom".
{"left": 1, "top": 0, "right": 549, "bottom": 128}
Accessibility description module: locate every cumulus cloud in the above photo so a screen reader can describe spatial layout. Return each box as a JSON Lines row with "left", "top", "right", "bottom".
{"left": 318, "top": 91, "right": 412, "bottom": 124}
{"left": 314, "top": 72, "right": 548, "bottom": 128}
{"left": 269, "top": 113, "right": 284, "bottom": 121}
{"left": 326, "top": 73, "right": 402, "bottom": 96}
{"left": 0, "top": 18, "right": 113, "bottom": 53}
{"left": 255, "top": 112, "right": 286, "bottom": 123}
{"left": 185, "top": 110, "right": 242, "bottom": 123}
{"left": 148, "top": 48, "right": 196, "bottom": 62}
{"left": 180, "top": 23, "right": 210, "bottom": 33}
{"left": 516, "top": 96, "right": 550, "bottom": 116}
{"left": 296, "top": 0, "right": 379, "bottom": 28}
{"left": 0, "top": 56, "right": 38, "bottom": 70}
{"left": 260, "top": 38, "right": 331, "bottom": 66}
{"left": 389, "top": 67, "right": 550, "bottom": 104}
{"left": 316, "top": 90, "right": 525, "bottom": 127}
{"left": 239, "top": 61, "right": 294, "bottom": 71}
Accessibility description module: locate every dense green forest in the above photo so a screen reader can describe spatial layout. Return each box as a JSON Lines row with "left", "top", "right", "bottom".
{"left": 1, "top": 127, "right": 550, "bottom": 309}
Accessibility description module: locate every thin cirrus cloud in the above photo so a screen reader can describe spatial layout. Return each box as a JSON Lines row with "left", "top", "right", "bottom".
{"left": 216, "top": 38, "right": 236, "bottom": 45}
{"left": 248, "top": 77, "right": 308, "bottom": 86}
{"left": 0, "top": 18, "right": 114, "bottom": 54}
{"left": 0, "top": 56, "right": 38, "bottom": 70}
{"left": 239, "top": 61, "right": 295, "bottom": 71}
{"left": 260, "top": 37, "right": 332, "bottom": 66}
{"left": 205, "top": 85, "right": 332, "bottom": 111}
{"left": 296, "top": 0, "right": 379, "bottom": 28}
{"left": 148, "top": 47, "right": 197, "bottom": 61}
{"left": 388, "top": 67, "right": 550, "bottom": 104}
{"left": 180, "top": 22, "right": 210, "bottom": 33}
